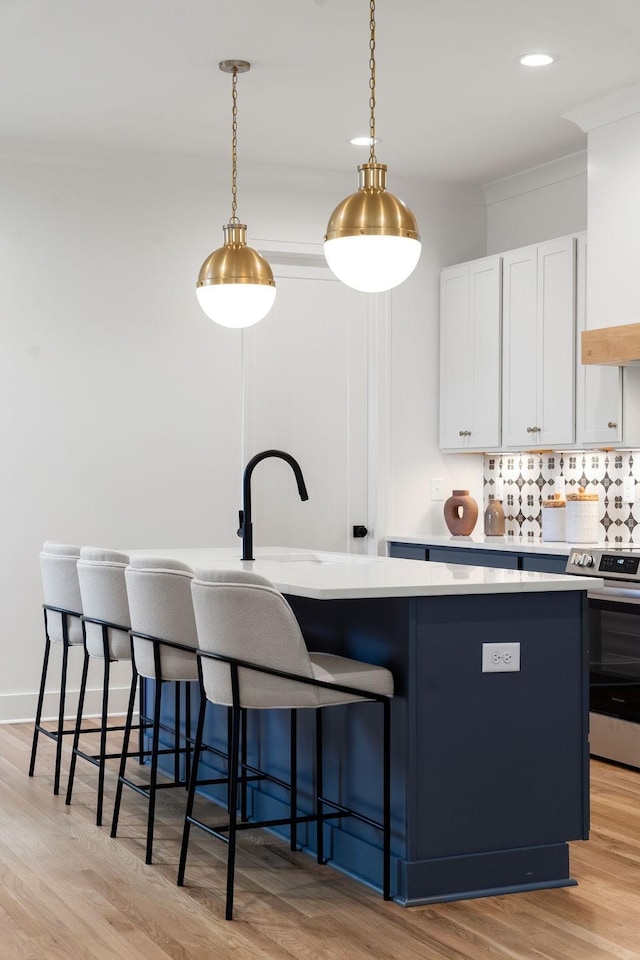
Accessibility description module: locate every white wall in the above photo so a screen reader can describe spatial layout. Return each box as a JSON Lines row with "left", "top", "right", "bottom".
{"left": 484, "top": 152, "right": 587, "bottom": 255}
{"left": 0, "top": 147, "right": 245, "bottom": 721}
{"left": 0, "top": 140, "right": 486, "bottom": 722}
{"left": 387, "top": 182, "right": 487, "bottom": 537}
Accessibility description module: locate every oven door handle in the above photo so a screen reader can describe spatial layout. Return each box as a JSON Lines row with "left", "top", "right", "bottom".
{"left": 589, "top": 586, "right": 640, "bottom": 605}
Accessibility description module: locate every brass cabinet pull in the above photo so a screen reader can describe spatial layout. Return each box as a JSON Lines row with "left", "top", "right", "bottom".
{"left": 458, "top": 430, "right": 472, "bottom": 437}
{"left": 608, "top": 421, "right": 618, "bottom": 429}
{"left": 527, "top": 426, "right": 541, "bottom": 433}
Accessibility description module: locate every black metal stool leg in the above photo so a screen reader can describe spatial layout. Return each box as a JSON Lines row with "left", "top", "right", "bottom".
{"left": 383, "top": 698, "right": 391, "bottom": 901}
{"left": 240, "top": 708, "right": 248, "bottom": 821}
{"left": 144, "top": 678, "right": 163, "bottom": 864}
{"left": 226, "top": 694, "right": 241, "bottom": 921}
{"left": 110, "top": 664, "right": 139, "bottom": 838}
{"left": 290, "top": 709, "right": 298, "bottom": 851}
{"left": 226, "top": 706, "right": 232, "bottom": 814}
{"left": 138, "top": 673, "right": 146, "bottom": 765}
{"left": 65, "top": 646, "right": 90, "bottom": 808}
{"left": 173, "top": 681, "right": 181, "bottom": 785}
{"left": 177, "top": 690, "right": 207, "bottom": 886}
{"left": 96, "top": 653, "right": 111, "bottom": 826}
{"left": 53, "top": 628, "right": 71, "bottom": 796}
{"left": 315, "top": 709, "right": 324, "bottom": 865}
{"left": 184, "top": 681, "right": 192, "bottom": 787}
{"left": 29, "top": 612, "right": 51, "bottom": 778}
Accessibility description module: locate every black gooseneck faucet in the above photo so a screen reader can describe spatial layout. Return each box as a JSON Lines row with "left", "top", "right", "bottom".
{"left": 237, "top": 449, "right": 309, "bottom": 561}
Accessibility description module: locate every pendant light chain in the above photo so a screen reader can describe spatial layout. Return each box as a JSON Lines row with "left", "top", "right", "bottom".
{"left": 230, "top": 65, "right": 239, "bottom": 224}
{"left": 369, "top": 0, "right": 377, "bottom": 164}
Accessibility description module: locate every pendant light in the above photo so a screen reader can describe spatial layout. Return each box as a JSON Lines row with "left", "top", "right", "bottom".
{"left": 196, "top": 60, "right": 276, "bottom": 328}
{"left": 324, "top": 0, "right": 421, "bottom": 293}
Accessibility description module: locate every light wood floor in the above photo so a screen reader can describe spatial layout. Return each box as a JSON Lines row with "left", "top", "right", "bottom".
{"left": 3, "top": 721, "right": 640, "bottom": 960}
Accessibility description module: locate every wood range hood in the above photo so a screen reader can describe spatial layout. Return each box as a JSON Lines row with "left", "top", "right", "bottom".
{"left": 582, "top": 322, "right": 640, "bottom": 367}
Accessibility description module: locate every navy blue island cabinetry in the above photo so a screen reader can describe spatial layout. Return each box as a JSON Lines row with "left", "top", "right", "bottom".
{"left": 140, "top": 546, "right": 591, "bottom": 907}
{"left": 286, "top": 589, "right": 588, "bottom": 905}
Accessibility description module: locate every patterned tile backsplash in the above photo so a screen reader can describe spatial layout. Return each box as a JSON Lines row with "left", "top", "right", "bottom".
{"left": 484, "top": 451, "right": 640, "bottom": 543}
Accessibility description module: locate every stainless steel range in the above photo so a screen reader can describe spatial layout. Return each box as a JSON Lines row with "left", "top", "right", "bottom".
{"left": 566, "top": 546, "right": 640, "bottom": 768}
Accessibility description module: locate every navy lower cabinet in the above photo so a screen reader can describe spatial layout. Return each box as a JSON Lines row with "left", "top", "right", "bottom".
{"left": 521, "top": 554, "right": 568, "bottom": 574}
{"left": 388, "top": 541, "right": 569, "bottom": 575}
{"left": 388, "top": 543, "right": 428, "bottom": 561}
{"left": 175, "top": 587, "right": 588, "bottom": 906}
{"left": 427, "top": 546, "right": 519, "bottom": 569}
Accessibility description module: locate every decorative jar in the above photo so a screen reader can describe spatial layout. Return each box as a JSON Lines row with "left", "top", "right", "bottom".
{"left": 444, "top": 489, "right": 478, "bottom": 536}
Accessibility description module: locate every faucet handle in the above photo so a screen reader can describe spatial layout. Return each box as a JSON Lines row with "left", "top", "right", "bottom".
{"left": 237, "top": 510, "right": 244, "bottom": 538}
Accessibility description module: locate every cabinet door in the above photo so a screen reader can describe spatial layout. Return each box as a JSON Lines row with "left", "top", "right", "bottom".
{"left": 575, "top": 233, "right": 622, "bottom": 445}
{"left": 503, "top": 237, "right": 576, "bottom": 449}
{"left": 502, "top": 246, "right": 538, "bottom": 446}
{"left": 468, "top": 257, "right": 502, "bottom": 449}
{"left": 440, "top": 256, "right": 501, "bottom": 451}
{"left": 388, "top": 543, "right": 427, "bottom": 561}
{"left": 428, "top": 547, "right": 519, "bottom": 569}
{"left": 538, "top": 236, "right": 576, "bottom": 447}
{"left": 439, "top": 264, "right": 472, "bottom": 449}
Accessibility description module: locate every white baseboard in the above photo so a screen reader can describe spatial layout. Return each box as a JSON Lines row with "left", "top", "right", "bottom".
{"left": 0, "top": 685, "right": 134, "bottom": 725}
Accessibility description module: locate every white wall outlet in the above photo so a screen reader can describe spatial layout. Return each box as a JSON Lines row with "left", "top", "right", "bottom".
{"left": 482, "top": 642, "right": 521, "bottom": 673}
{"left": 623, "top": 477, "right": 636, "bottom": 504}
{"left": 431, "top": 478, "right": 446, "bottom": 501}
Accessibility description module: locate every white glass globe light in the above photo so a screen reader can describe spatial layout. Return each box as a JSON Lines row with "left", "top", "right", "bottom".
{"left": 196, "top": 282, "right": 277, "bottom": 329}
{"left": 324, "top": 234, "right": 422, "bottom": 293}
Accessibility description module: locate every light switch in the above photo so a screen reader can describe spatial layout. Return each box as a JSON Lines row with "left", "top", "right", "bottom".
{"left": 431, "top": 478, "right": 446, "bottom": 501}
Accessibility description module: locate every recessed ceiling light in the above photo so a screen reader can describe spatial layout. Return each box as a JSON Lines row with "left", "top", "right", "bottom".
{"left": 518, "top": 53, "right": 557, "bottom": 67}
{"left": 349, "top": 136, "right": 381, "bottom": 146}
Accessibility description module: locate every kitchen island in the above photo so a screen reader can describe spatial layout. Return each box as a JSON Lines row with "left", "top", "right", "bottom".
{"left": 131, "top": 546, "right": 599, "bottom": 906}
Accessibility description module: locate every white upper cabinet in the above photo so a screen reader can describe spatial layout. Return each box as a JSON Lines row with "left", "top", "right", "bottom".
{"left": 439, "top": 256, "right": 502, "bottom": 451}
{"left": 575, "top": 232, "right": 623, "bottom": 445}
{"left": 502, "top": 236, "right": 576, "bottom": 449}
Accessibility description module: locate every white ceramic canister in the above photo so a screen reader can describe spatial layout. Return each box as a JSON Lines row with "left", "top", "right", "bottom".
{"left": 541, "top": 494, "right": 566, "bottom": 542}
{"left": 565, "top": 486, "right": 599, "bottom": 543}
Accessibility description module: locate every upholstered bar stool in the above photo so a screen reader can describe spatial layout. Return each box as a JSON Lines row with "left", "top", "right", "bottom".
{"left": 29, "top": 541, "right": 85, "bottom": 795}
{"left": 65, "top": 546, "right": 142, "bottom": 826}
{"left": 178, "top": 569, "right": 394, "bottom": 921}
{"left": 111, "top": 555, "right": 203, "bottom": 864}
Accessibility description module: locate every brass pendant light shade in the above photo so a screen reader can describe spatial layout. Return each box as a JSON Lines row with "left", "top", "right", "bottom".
{"left": 325, "top": 163, "right": 419, "bottom": 243}
{"left": 196, "top": 61, "right": 276, "bottom": 329}
{"left": 324, "top": 1, "right": 421, "bottom": 293}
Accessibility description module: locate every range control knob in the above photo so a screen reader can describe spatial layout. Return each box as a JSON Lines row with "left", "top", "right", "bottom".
{"left": 574, "top": 552, "right": 594, "bottom": 567}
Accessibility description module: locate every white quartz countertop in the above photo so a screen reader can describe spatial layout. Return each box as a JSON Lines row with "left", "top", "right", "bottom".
{"left": 126, "top": 546, "right": 601, "bottom": 601}
{"left": 386, "top": 533, "right": 609, "bottom": 557}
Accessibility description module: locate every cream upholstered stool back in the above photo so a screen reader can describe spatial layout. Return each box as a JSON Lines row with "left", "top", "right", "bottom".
{"left": 178, "top": 568, "right": 394, "bottom": 920}
{"left": 65, "top": 547, "right": 136, "bottom": 825}
{"left": 111, "top": 555, "right": 200, "bottom": 864}
{"left": 78, "top": 547, "right": 132, "bottom": 661}
{"left": 29, "top": 542, "right": 84, "bottom": 795}
{"left": 125, "top": 555, "right": 199, "bottom": 681}
{"left": 39, "top": 541, "right": 84, "bottom": 645}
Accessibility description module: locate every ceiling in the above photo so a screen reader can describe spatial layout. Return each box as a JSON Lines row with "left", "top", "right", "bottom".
{"left": 1, "top": 0, "right": 640, "bottom": 185}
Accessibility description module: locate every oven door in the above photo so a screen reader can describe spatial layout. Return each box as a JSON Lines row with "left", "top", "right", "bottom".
{"left": 588, "top": 587, "right": 640, "bottom": 723}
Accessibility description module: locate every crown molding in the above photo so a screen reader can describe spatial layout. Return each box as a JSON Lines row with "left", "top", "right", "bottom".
{"left": 483, "top": 151, "right": 587, "bottom": 205}
{"left": 564, "top": 82, "right": 640, "bottom": 133}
